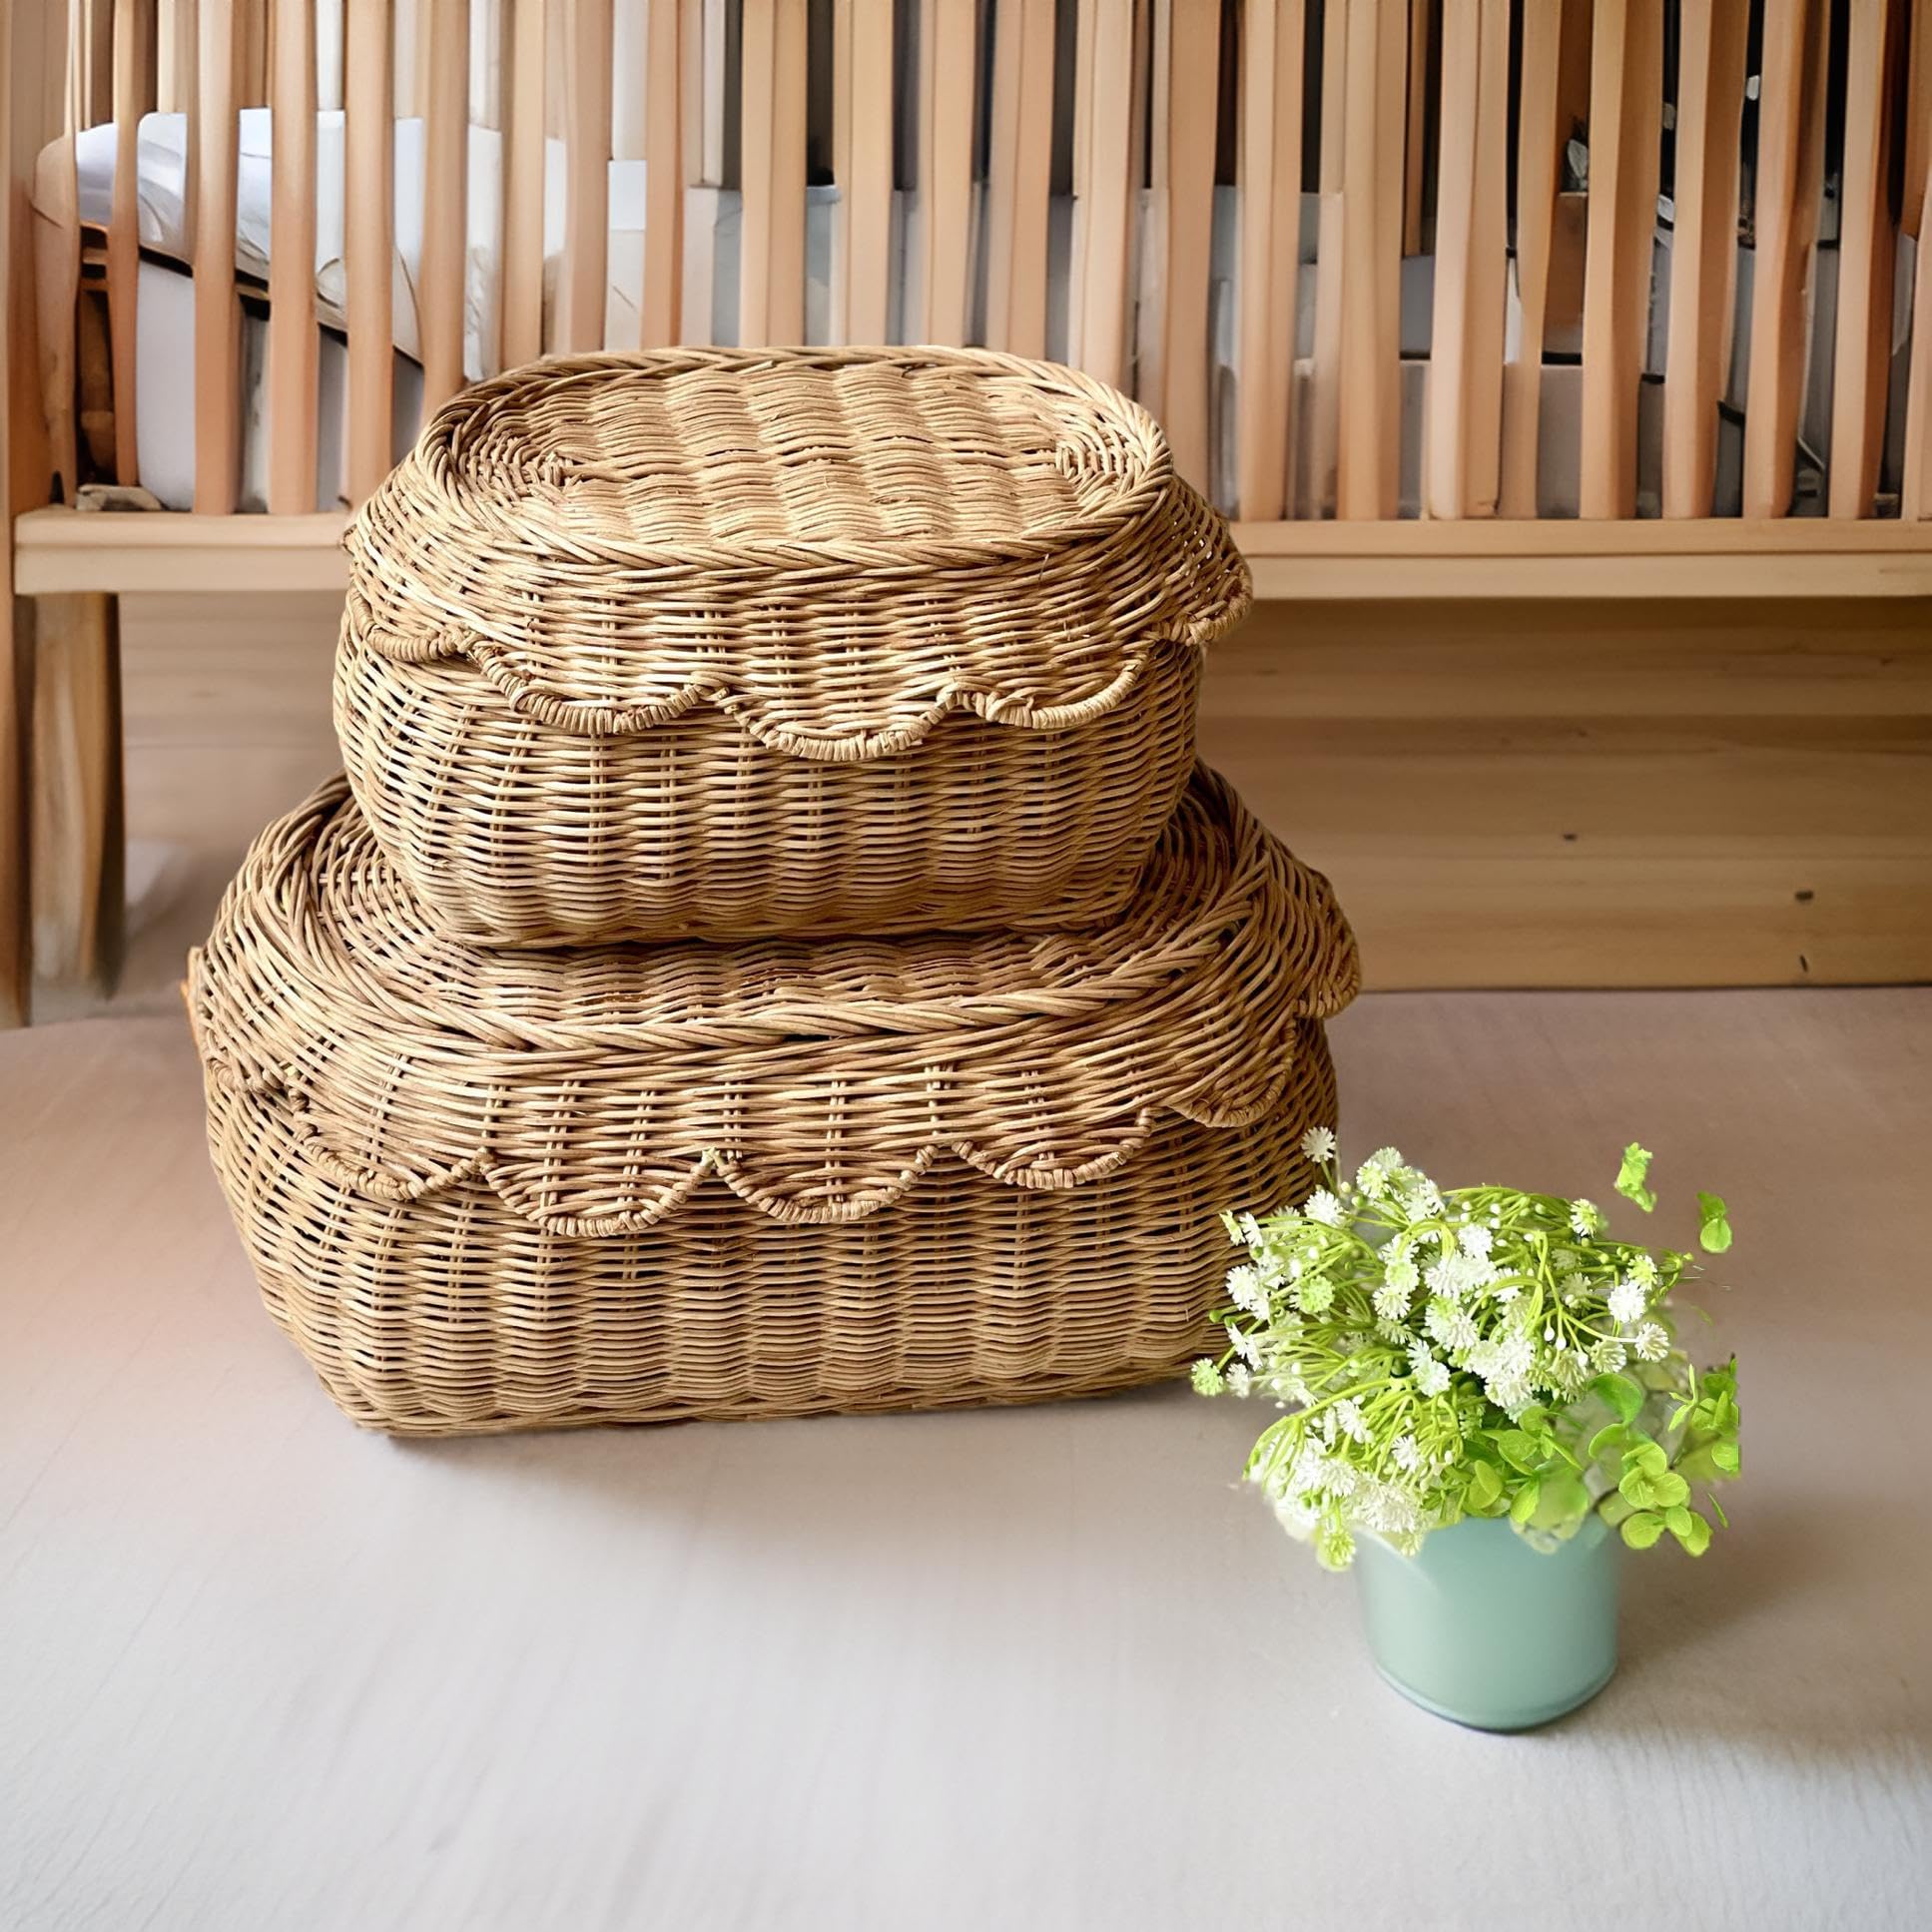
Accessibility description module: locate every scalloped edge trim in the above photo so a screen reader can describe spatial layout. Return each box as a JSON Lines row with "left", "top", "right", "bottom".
{"left": 205, "top": 1044, "right": 1301, "bottom": 1238}
{"left": 349, "top": 608, "right": 1224, "bottom": 758}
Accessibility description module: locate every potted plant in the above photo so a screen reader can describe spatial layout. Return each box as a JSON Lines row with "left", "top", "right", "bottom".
{"left": 1193, "top": 1133, "right": 1741, "bottom": 1730}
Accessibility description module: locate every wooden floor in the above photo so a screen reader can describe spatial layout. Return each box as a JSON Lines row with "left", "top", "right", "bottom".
{"left": 3, "top": 987, "right": 1928, "bottom": 1929}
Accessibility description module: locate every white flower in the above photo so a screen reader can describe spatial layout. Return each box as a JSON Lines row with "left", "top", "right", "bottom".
{"left": 1368, "top": 1146, "right": 1405, "bottom": 1176}
{"left": 1557, "top": 1270, "right": 1588, "bottom": 1306}
{"left": 1235, "top": 1211, "right": 1263, "bottom": 1245}
{"left": 1392, "top": 1433, "right": 1422, "bottom": 1474}
{"left": 1630, "top": 1252, "right": 1659, "bottom": 1287}
{"left": 1189, "top": 1359, "right": 1224, "bottom": 1395}
{"left": 1226, "top": 1364, "right": 1254, "bottom": 1397}
{"left": 1425, "top": 1299, "right": 1481, "bottom": 1353}
{"left": 1632, "top": 1322, "right": 1669, "bottom": 1363}
{"left": 1374, "top": 1318, "right": 1413, "bottom": 1345}
{"left": 1459, "top": 1224, "right": 1495, "bottom": 1262}
{"left": 1293, "top": 1276, "right": 1336, "bottom": 1316}
{"left": 1229, "top": 1325, "right": 1262, "bottom": 1368}
{"left": 1401, "top": 1175, "right": 1445, "bottom": 1219}
{"left": 1383, "top": 1257, "right": 1420, "bottom": 1294}
{"left": 1571, "top": 1199, "right": 1603, "bottom": 1238}
{"left": 1608, "top": 1278, "right": 1647, "bottom": 1326}
{"left": 1355, "top": 1156, "right": 1393, "bottom": 1198}
{"left": 1299, "top": 1125, "right": 1338, "bottom": 1166}
{"left": 1226, "top": 1263, "right": 1269, "bottom": 1317}
{"left": 1303, "top": 1188, "right": 1345, "bottom": 1227}
{"left": 1590, "top": 1338, "right": 1627, "bottom": 1374}
{"left": 1334, "top": 1398, "right": 1370, "bottom": 1445}
{"left": 1406, "top": 1341, "right": 1452, "bottom": 1398}
{"left": 1373, "top": 1278, "right": 1414, "bottom": 1323}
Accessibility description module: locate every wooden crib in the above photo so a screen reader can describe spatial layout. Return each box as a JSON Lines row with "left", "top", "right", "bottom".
{"left": 4, "top": 0, "right": 1931, "bottom": 1023}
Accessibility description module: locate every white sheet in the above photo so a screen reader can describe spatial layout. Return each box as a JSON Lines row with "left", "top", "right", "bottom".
{"left": 63, "top": 111, "right": 617, "bottom": 382}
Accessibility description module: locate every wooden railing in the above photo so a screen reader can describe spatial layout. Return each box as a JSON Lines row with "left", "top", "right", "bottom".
{"left": 11, "top": 0, "right": 1932, "bottom": 533}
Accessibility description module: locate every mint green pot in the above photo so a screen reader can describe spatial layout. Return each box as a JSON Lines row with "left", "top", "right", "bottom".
{"left": 1354, "top": 1514, "right": 1619, "bottom": 1730}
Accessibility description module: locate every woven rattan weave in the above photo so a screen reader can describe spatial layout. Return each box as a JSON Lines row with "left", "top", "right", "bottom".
{"left": 338, "top": 346, "right": 1251, "bottom": 945}
{"left": 191, "top": 768, "right": 1357, "bottom": 1435}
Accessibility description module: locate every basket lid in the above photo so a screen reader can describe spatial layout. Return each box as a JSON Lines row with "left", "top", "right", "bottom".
{"left": 190, "top": 769, "right": 1357, "bottom": 1234}
{"left": 343, "top": 347, "right": 1252, "bottom": 757}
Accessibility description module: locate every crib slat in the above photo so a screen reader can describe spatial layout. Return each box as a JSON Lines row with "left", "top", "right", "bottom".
{"left": 739, "top": 0, "right": 808, "bottom": 343}
{"left": 160, "top": 0, "right": 201, "bottom": 114}
{"left": 1335, "top": 0, "right": 1404, "bottom": 520}
{"left": 1236, "top": 0, "right": 1304, "bottom": 521}
{"left": 1904, "top": 149, "right": 1932, "bottom": 515}
{"left": 983, "top": 0, "right": 1052, "bottom": 357}
{"left": 834, "top": 0, "right": 895, "bottom": 344}
{"left": 194, "top": 0, "right": 242, "bottom": 512}
{"left": 38, "top": 0, "right": 86, "bottom": 507}
{"left": 919, "top": 0, "right": 976, "bottom": 346}
{"left": 1426, "top": 0, "right": 1508, "bottom": 519}
{"left": 557, "top": 0, "right": 612, "bottom": 350}
{"left": 633, "top": 0, "right": 683, "bottom": 346}
{"left": 419, "top": 0, "right": 471, "bottom": 407}
{"left": 1905, "top": 0, "right": 1929, "bottom": 240}
{"left": 1579, "top": 0, "right": 1661, "bottom": 519}
{"left": 1499, "top": 0, "right": 1563, "bottom": 517}
{"left": 1741, "top": 0, "right": 1826, "bottom": 517}
{"left": 267, "top": 0, "right": 319, "bottom": 510}
{"left": 502, "top": 0, "right": 547, "bottom": 366}
{"left": 108, "top": 0, "right": 144, "bottom": 486}
{"left": 1659, "top": 0, "right": 1746, "bottom": 517}
{"left": 344, "top": 0, "right": 394, "bottom": 501}
{"left": 1071, "top": 0, "right": 1136, "bottom": 388}
{"left": 1828, "top": 0, "right": 1900, "bottom": 518}
{"left": 1153, "top": 0, "right": 1219, "bottom": 490}
{"left": 1308, "top": 0, "right": 1346, "bottom": 517}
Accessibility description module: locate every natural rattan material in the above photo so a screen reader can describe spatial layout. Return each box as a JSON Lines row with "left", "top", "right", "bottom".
{"left": 192, "top": 767, "right": 1357, "bottom": 1435}
{"left": 339, "top": 346, "right": 1251, "bottom": 944}
{"left": 204, "top": 1049, "right": 1334, "bottom": 1435}
{"left": 334, "top": 618, "right": 1203, "bottom": 945}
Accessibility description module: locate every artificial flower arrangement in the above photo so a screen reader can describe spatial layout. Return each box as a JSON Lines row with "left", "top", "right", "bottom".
{"left": 1193, "top": 1133, "right": 1741, "bottom": 1573}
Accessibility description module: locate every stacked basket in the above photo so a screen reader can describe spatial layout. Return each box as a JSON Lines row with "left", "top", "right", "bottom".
{"left": 191, "top": 347, "right": 1359, "bottom": 1436}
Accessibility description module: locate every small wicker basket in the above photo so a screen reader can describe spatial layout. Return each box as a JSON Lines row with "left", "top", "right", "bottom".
{"left": 191, "top": 768, "right": 1357, "bottom": 1436}
{"left": 338, "top": 346, "right": 1251, "bottom": 946}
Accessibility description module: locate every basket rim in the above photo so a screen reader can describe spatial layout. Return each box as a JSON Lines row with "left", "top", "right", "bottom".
{"left": 190, "top": 770, "right": 1359, "bottom": 1232}
{"left": 362, "top": 346, "right": 1177, "bottom": 576}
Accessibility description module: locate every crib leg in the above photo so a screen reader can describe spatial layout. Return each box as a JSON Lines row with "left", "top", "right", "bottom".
{"left": 28, "top": 592, "right": 125, "bottom": 1003}
{"left": 0, "top": 595, "right": 29, "bottom": 1027}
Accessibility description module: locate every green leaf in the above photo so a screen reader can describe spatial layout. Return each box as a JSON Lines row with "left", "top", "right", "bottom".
{"left": 1620, "top": 1512, "right": 1665, "bottom": 1551}
{"left": 1599, "top": 1492, "right": 1635, "bottom": 1528}
{"left": 1510, "top": 1480, "right": 1542, "bottom": 1527}
{"left": 1495, "top": 1430, "right": 1543, "bottom": 1474}
{"left": 1711, "top": 1441, "right": 1741, "bottom": 1475}
{"left": 1588, "top": 1423, "right": 1630, "bottom": 1462}
{"left": 1663, "top": 1504, "right": 1692, "bottom": 1536}
{"left": 1622, "top": 1439, "right": 1669, "bottom": 1477}
{"left": 1535, "top": 1472, "right": 1590, "bottom": 1531}
{"left": 1465, "top": 1462, "right": 1503, "bottom": 1510}
{"left": 1708, "top": 1492, "right": 1729, "bottom": 1529}
{"left": 1696, "top": 1191, "right": 1733, "bottom": 1254}
{"left": 1614, "top": 1142, "right": 1657, "bottom": 1213}
{"left": 1673, "top": 1510, "right": 1712, "bottom": 1557}
{"left": 1618, "top": 1469, "right": 1658, "bottom": 1510}
{"left": 1649, "top": 1471, "right": 1691, "bottom": 1510}
{"left": 1592, "top": 1372, "right": 1644, "bottom": 1425}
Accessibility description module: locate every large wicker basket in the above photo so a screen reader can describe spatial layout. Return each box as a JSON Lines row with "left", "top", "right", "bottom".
{"left": 191, "top": 768, "right": 1358, "bottom": 1436}
{"left": 338, "top": 346, "right": 1251, "bottom": 947}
